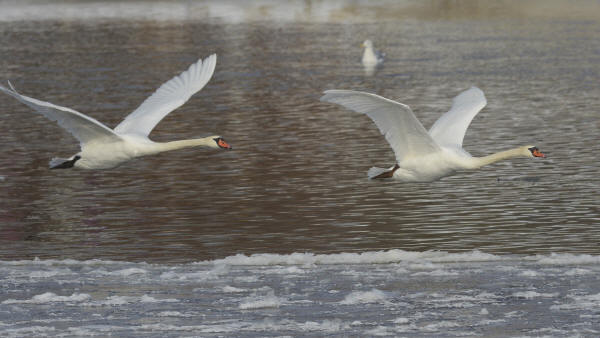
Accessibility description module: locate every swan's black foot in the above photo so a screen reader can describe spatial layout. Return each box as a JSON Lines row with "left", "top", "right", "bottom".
{"left": 371, "top": 164, "right": 400, "bottom": 179}
{"left": 50, "top": 156, "right": 81, "bottom": 169}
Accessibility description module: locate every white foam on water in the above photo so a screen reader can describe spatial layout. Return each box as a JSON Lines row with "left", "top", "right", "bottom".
{"left": 340, "top": 289, "right": 386, "bottom": 305}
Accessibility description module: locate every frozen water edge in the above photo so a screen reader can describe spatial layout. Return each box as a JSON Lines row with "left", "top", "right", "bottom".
{"left": 1, "top": 250, "right": 599, "bottom": 337}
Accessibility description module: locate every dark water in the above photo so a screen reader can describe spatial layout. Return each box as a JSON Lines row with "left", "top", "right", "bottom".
{"left": 0, "top": 1, "right": 599, "bottom": 264}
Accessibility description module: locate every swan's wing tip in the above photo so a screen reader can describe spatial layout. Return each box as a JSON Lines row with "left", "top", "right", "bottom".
{"left": 457, "top": 86, "right": 487, "bottom": 106}
{"left": 7, "top": 80, "right": 16, "bottom": 91}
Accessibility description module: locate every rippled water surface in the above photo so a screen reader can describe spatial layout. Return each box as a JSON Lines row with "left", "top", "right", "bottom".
{"left": 0, "top": 1, "right": 599, "bottom": 263}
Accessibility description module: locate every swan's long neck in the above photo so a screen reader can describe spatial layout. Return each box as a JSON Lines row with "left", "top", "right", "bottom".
{"left": 468, "top": 147, "right": 529, "bottom": 169}
{"left": 153, "top": 137, "right": 215, "bottom": 153}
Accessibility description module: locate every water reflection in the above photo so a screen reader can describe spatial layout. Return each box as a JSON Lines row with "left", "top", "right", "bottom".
{"left": 0, "top": 3, "right": 599, "bottom": 262}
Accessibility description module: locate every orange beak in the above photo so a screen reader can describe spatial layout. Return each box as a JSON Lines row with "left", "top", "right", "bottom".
{"left": 217, "top": 138, "right": 232, "bottom": 150}
{"left": 532, "top": 149, "right": 545, "bottom": 158}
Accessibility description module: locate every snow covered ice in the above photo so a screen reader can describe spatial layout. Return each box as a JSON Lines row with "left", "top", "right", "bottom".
{"left": 1, "top": 250, "right": 599, "bottom": 337}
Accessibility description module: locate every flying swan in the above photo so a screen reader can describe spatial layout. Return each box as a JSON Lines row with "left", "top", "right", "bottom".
{"left": 0, "top": 54, "right": 231, "bottom": 170}
{"left": 320, "top": 87, "right": 545, "bottom": 182}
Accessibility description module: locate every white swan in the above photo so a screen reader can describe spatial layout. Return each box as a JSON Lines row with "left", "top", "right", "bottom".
{"left": 320, "top": 87, "right": 545, "bottom": 182}
{"left": 0, "top": 54, "right": 231, "bottom": 169}
{"left": 361, "top": 40, "right": 385, "bottom": 67}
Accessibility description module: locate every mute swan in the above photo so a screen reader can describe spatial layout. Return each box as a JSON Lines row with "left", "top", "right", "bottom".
{"left": 361, "top": 40, "right": 385, "bottom": 67}
{"left": 0, "top": 54, "right": 231, "bottom": 169}
{"left": 320, "top": 87, "right": 545, "bottom": 182}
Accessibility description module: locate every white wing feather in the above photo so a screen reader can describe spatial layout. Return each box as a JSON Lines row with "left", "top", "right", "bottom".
{"left": 114, "top": 54, "right": 217, "bottom": 137}
{"left": 428, "top": 87, "right": 487, "bottom": 149}
{"left": 320, "top": 90, "right": 440, "bottom": 162}
{"left": 0, "top": 82, "right": 119, "bottom": 146}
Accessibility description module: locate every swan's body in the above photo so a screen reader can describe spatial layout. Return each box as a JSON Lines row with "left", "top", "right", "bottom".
{"left": 320, "top": 87, "right": 545, "bottom": 182}
{"left": 0, "top": 54, "right": 231, "bottom": 170}
{"left": 361, "top": 40, "right": 385, "bottom": 67}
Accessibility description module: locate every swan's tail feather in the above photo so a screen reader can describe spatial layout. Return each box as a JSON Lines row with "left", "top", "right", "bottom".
{"left": 368, "top": 164, "right": 399, "bottom": 179}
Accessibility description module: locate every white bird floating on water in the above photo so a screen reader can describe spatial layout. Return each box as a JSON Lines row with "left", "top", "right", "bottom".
{"left": 361, "top": 39, "right": 385, "bottom": 67}
{"left": 320, "top": 87, "right": 545, "bottom": 182}
{"left": 0, "top": 54, "right": 231, "bottom": 170}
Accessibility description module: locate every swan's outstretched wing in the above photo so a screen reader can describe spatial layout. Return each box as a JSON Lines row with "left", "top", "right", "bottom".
{"left": 0, "top": 82, "right": 119, "bottom": 145}
{"left": 114, "top": 54, "right": 217, "bottom": 137}
{"left": 320, "top": 90, "right": 440, "bottom": 162}
{"left": 428, "top": 87, "right": 486, "bottom": 149}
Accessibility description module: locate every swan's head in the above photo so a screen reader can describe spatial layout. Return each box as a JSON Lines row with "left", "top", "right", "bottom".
{"left": 526, "top": 146, "right": 545, "bottom": 158}
{"left": 212, "top": 137, "right": 232, "bottom": 150}
{"left": 361, "top": 40, "right": 373, "bottom": 49}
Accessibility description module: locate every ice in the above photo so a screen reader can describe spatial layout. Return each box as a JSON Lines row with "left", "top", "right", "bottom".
{"left": 565, "top": 268, "right": 592, "bottom": 276}
{"left": 156, "top": 311, "right": 189, "bottom": 317}
{"left": 1, "top": 250, "right": 599, "bottom": 336}
{"left": 0, "top": 1, "right": 356, "bottom": 24}
{"left": 535, "top": 253, "right": 600, "bottom": 265}
{"left": 340, "top": 289, "right": 386, "bottom": 305}
{"left": 27, "top": 268, "right": 73, "bottom": 278}
{"left": 411, "top": 269, "right": 459, "bottom": 277}
{"left": 83, "top": 294, "right": 177, "bottom": 306}
{"left": 239, "top": 292, "right": 284, "bottom": 309}
{"left": 550, "top": 293, "right": 600, "bottom": 311}
{"left": 105, "top": 268, "right": 148, "bottom": 276}
{"left": 297, "top": 319, "right": 347, "bottom": 332}
{"left": 2, "top": 292, "right": 90, "bottom": 304}
{"left": 519, "top": 270, "right": 539, "bottom": 277}
{"left": 209, "top": 249, "right": 504, "bottom": 267}
{"left": 422, "top": 321, "right": 461, "bottom": 332}
{"left": 3, "top": 326, "right": 56, "bottom": 337}
{"left": 222, "top": 285, "right": 247, "bottom": 293}
{"left": 140, "top": 295, "right": 178, "bottom": 303}
{"left": 512, "top": 291, "right": 559, "bottom": 299}
{"left": 393, "top": 317, "right": 410, "bottom": 324}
